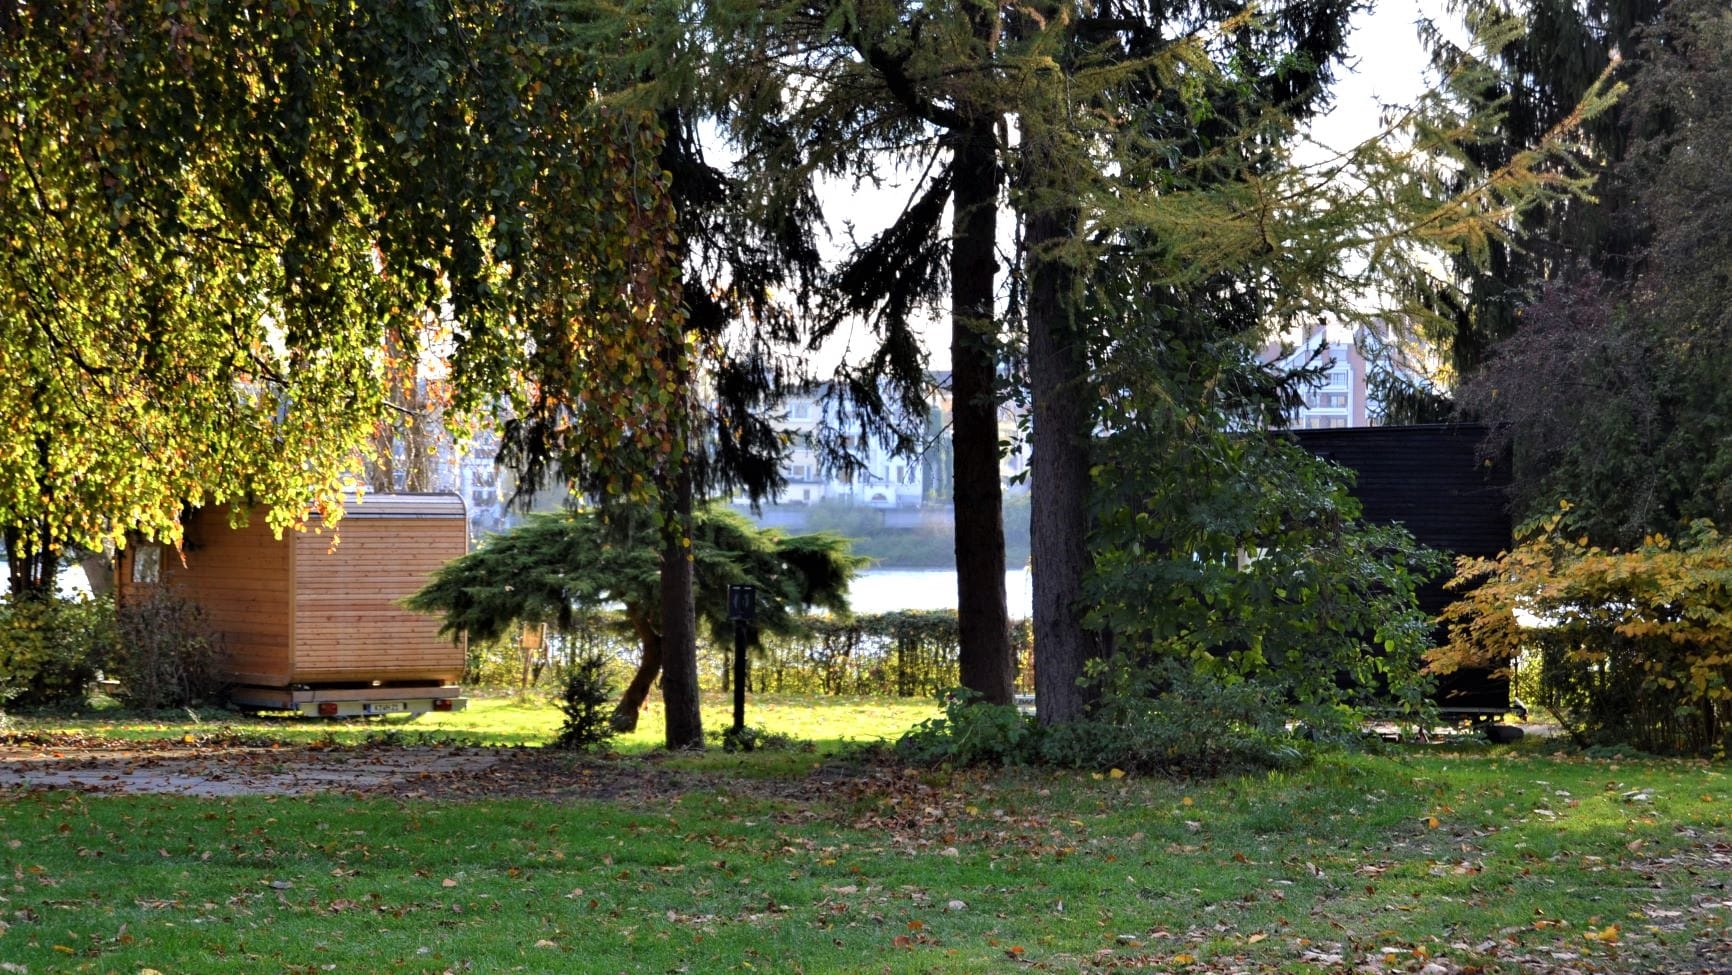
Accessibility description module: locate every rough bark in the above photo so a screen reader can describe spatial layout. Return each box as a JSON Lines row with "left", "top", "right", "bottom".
{"left": 950, "top": 111, "right": 1016, "bottom": 706}
{"left": 1025, "top": 201, "right": 1103, "bottom": 726}
{"left": 4, "top": 523, "right": 56, "bottom": 599}
{"left": 610, "top": 607, "right": 663, "bottom": 733}
{"left": 659, "top": 465, "right": 704, "bottom": 749}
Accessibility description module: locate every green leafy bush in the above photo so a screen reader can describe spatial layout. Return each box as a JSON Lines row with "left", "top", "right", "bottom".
{"left": 0, "top": 594, "right": 114, "bottom": 710}
{"left": 897, "top": 678, "right": 1321, "bottom": 776}
{"left": 713, "top": 725, "right": 811, "bottom": 753}
{"left": 896, "top": 690, "right": 1035, "bottom": 766}
{"left": 551, "top": 654, "right": 617, "bottom": 751}
{"left": 1085, "top": 431, "right": 1442, "bottom": 723}
{"left": 1045, "top": 660, "right": 1310, "bottom": 775}
{"left": 108, "top": 588, "right": 222, "bottom": 709}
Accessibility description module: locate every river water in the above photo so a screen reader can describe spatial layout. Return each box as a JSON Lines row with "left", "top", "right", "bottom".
{"left": 847, "top": 568, "right": 1033, "bottom": 620}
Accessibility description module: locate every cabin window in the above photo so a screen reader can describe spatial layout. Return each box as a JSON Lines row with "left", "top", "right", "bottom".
{"left": 131, "top": 545, "right": 162, "bottom": 585}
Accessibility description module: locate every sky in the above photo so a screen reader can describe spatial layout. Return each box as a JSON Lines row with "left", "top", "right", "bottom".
{"left": 1309, "top": 0, "right": 1444, "bottom": 156}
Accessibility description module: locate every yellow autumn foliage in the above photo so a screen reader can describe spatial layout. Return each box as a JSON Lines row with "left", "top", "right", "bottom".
{"left": 1429, "top": 513, "right": 1732, "bottom": 754}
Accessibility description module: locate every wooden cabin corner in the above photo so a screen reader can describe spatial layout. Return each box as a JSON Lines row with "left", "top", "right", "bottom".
{"left": 116, "top": 493, "right": 470, "bottom": 716}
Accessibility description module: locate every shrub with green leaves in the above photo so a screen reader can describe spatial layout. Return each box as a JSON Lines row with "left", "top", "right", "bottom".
{"left": 896, "top": 690, "right": 1035, "bottom": 767}
{"left": 0, "top": 594, "right": 114, "bottom": 710}
{"left": 1085, "top": 428, "right": 1442, "bottom": 725}
{"left": 897, "top": 680, "right": 1324, "bottom": 776}
{"left": 714, "top": 724, "right": 810, "bottom": 753}
{"left": 108, "top": 588, "right": 223, "bottom": 710}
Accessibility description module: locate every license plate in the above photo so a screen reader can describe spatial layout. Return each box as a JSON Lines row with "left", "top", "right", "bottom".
{"left": 362, "top": 701, "right": 408, "bottom": 714}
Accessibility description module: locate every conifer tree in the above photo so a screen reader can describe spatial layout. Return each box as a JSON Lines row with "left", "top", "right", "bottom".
{"left": 407, "top": 507, "right": 864, "bottom": 732}
{"left": 1424, "top": 0, "right": 1661, "bottom": 374}
{"left": 702, "top": 0, "right": 1020, "bottom": 704}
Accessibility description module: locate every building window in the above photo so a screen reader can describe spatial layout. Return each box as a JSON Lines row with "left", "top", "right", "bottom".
{"left": 131, "top": 545, "right": 162, "bottom": 585}
{"left": 1320, "top": 392, "right": 1348, "bottom": 408}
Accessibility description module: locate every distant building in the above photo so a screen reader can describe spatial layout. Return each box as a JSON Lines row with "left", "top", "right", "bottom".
{"left": 764, "top": 374, "right": 1029, "bottom": 510}
{"left": 773, "top": 385, "right": 926, "bottom": 508}
{"left": 1262, "top": 320, "right": 1436, "bottom": 429}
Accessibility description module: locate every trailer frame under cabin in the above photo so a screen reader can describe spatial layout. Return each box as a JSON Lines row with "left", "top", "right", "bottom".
{"left": 117, "top": 493, "right": 470, "bottom": 717}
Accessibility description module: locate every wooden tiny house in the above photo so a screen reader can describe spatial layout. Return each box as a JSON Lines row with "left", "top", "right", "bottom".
{"left": 117, "top": 493, "right": 469, "bottom": 716}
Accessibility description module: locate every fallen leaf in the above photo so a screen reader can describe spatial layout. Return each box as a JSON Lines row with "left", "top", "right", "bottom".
{"left": 441, "top": 878, "right": 458, "bottom": 888}
{"left": 1585, "top": 924, "right": 1619, "bottom": 943}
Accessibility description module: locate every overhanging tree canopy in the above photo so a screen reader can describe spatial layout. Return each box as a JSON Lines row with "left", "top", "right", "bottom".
{"left": 0, "top": 1, "right": 683, "bottom": 592}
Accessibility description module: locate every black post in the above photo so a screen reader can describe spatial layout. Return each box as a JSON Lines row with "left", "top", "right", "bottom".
{"left": 733, "top": 621, "right": 748, "bottom": 735}
{"left": 727, "top": 585, "right": 756, "bottom": 742}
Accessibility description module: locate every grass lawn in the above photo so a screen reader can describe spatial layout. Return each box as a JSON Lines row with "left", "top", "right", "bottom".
{"left": 0, "top": 729, "right": 1727, "bottom": 974}
{"left": 0, "top": 692, "right": 940, "bottom": 752}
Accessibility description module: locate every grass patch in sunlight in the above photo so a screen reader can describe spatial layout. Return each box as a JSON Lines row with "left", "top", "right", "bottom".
{"left": 1, "top": 692, "right": 939, "bottom": 751}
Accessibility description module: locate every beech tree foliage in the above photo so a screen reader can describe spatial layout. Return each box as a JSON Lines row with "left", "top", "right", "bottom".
{"left": 0, "top": 2, "right": 683, "bottom": 591}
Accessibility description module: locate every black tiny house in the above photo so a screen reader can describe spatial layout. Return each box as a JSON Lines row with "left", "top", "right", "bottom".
{"left": 1289, "top": 423, "right": 1516, "bottom": 718}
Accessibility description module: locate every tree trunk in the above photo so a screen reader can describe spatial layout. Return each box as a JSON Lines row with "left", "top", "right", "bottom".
{"left": 4, "top": 522, "right": 57, "bottom": 600}
{"left": 610, "top": 607, "right": 663, "bottom": 733}
{"left": 659, "top": 465, "right": 704, "bottom": 749}
{"left": 1025, "top": 196, "right": 1103, "bottom": 726}
{"left": 950, "top": 110, "right": 1016, "bottom": 706}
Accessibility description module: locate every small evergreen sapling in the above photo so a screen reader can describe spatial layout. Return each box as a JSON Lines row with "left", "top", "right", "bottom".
{"left": 552, "top": 655, "right": 617, "bottom": 751}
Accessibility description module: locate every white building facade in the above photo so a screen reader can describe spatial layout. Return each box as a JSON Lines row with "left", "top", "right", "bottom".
{"left": 1262, "top": 320, "right": 1435, "bottom": 430}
